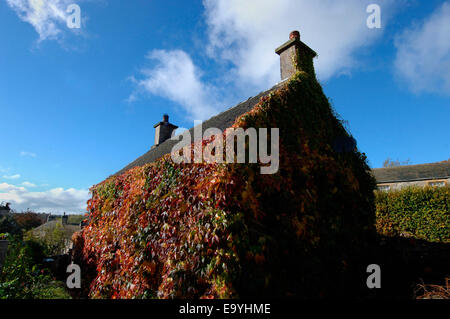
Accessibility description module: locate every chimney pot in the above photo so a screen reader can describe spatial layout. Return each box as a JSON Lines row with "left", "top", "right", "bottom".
{"left": 153, "top": 114, "right": 178, "bottom": 148}
{"left": 289, "top": 30, "right": 300, "bottom": 40}
{"left": 275, "top": 30, "right": 317, "bottom": 80}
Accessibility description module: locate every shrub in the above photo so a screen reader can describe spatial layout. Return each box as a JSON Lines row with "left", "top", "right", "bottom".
{"left": 67, "top": 214, "right": 85, "bottom": 225}
{"left": 13, "top": 212, "right": 45, "bottom": 231}
{"left": 73, "top": 71, "right": 376, "bottom": 299}
{"left": 375, "top": 186, "right": 449, "bottom": 242}
{"left": 25, "top": 222, "right": 69, "bottom": 256}
{"left": 0, "top": 236, "right": 71, "bottom": 299}
{"left": 0, "top": 215, "right": 21, "bottom": 236}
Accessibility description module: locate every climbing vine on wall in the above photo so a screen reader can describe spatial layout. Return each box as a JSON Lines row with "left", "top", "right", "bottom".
{"left": 73, "top": 71, "right": 377, "bottom": 299}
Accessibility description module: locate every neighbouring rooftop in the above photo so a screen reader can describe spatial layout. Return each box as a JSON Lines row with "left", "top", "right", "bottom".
{"left": 372, "top": 161, "right": 450, "bottom": 184}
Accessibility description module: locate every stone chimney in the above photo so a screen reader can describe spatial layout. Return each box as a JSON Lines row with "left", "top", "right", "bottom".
{"left": 275, "top": 30, "right": 317, "bottom": 81}
{"left": 62, "top": 212, "right": 68, "bottom": 225}
{"left": 153, "top": 114, "right": 178, "bottom": 148}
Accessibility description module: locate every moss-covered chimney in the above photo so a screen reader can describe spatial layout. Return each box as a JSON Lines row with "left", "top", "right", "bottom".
{"left": 275, "top": 30, "right": 317, "bottom": 80}
{"left": 153, "top": 114, "right": 178, "bottom": 148}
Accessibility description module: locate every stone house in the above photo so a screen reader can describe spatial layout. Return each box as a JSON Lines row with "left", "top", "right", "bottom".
{"left": 76, "top": 31, "right": 380, "bottom": 298}
{"left": 372, "top": 160, "right": 450, "bottom": 191}
{"left": 116, "top": 31, "right": 317, "bottom": 175}
{"left": 31, "top": 214, "right": 81, "bottom": 255}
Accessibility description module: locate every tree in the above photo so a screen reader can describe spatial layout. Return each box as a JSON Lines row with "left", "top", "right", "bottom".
{"left": 0, "top": 236, "right": 71, "bottom": 299}
{"left": 0, "top": 215, "right": 21, "bottom": 236}
{"left": 13, "top": 212, "right": 45, "bottom": 231}
{"left": 25, "top": 223, "right": 68, "bottom": 256}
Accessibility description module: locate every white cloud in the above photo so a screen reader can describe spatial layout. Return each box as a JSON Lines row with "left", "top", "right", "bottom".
{"left": 130, "top": 1, "right": 396, "bottom": 121}
{"left": 20, "top": 151, "right": 37, "bottom": 157}
{"left": 394, "top": 2, "right": 450, "bottom": 95}
{"left": 203, "top": 0, "right": 396, "bottom": 86}
{"left": 6, "top": 0, "right": 80, "bottom": 41}
{"left": 0, "top": 182, "right": 89, "bottom": 213}
{"left": 21, "top": 181, "right": 37, "bottom": 188}
{"left": 174, "top": 127, "right": 189, "bottom": 136}
{"left": 130, "top": 50, "right": 220, "bottom": 120}
{"left": 3, "top": 174, "right": 21, "bottom": 180}
{"left": 0, "top": 183, "right": 25, "bottom": 192}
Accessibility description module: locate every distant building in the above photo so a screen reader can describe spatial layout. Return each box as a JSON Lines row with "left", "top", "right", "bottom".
{"left": 62, "top": 212, "right": 69, "bottom": 225}
{"left": 46, "top": 214, "right": 59, "bottom": 223}
{"left": 0, "top": 203, "right": 11, "bottom": 217}
{"left": 31, "top": 219, "right": 81, "bottom": 255}
{"left": 372, "top": 161, "right": 450, "bottom": 191}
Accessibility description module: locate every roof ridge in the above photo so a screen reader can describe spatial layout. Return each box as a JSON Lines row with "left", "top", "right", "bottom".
{"left": 112, "top": 82, "right": 286, "bottom": 177}
{"left": 373, "top": 161, "right": 450, "bottom": 170}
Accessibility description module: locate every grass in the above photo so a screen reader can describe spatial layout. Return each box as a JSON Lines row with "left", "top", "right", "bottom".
{"left": 32, "top": 280, "right": 72, "bottom": 299}
{"left": 414, "top": 278, "right": 450, "bottom": 299}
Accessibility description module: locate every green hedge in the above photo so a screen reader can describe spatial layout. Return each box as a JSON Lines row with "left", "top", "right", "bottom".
{"left": 0, "top": 235, "right": 71, "bottom": 299}
{"left": 375, "top": 186, "right": 449, "bottom": 242}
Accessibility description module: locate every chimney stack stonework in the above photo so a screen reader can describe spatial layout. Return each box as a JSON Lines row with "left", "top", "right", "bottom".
{"left": 62, "top": 212, "right": 68, "bottom": 225}
{"left": 275, "top": 30, "right": 317, "bottom": 81}
{"left": 153, "top": 114, "right": 178, "bottom": 148}
{"left": 289, "top": 30, "right": 300, "bottom": 40}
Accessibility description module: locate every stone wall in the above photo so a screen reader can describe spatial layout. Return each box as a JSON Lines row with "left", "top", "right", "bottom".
{"left": 378, "top": 178, "right": 449, "bottom": 191}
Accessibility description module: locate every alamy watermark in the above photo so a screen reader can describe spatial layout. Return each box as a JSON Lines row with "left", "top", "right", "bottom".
{"left": 170, "top": 121, "right": 279, "bottom": 175}
{"left": 366, "top": 264, "right": 381, "bottom": 289}
{"left": 65, "top": 4, "right": 380, "bottom": 31}
{"left": 66, "top": 4, "right": 81, "bottom": 29}
{"left": 65, "top": 262, "right": 382, "bottom": 290}
{"left": 66, "top": 263, "right": 81, "bottom": 289}
{"left": 366, "top": 4, "right": 381, "bottom": 29}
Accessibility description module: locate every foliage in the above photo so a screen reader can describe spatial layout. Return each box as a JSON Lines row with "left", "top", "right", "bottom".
{"left": 13, "top": 212, "right": 45, "bottom": 231}
{"left": 67, "top": 214, "right": 85, "bottom": 225}
{"left": 375, "top": 186, "right": 449, "bottom": 242}
{"left": 0, "top": 236, "right": 71, "bottom": 299}
{"left": 28, "top": 280, "right": 72, "bottom": 299}
{"left": 0, "top": 215, "right": 22, "bottom": 236}
{"left": 73, "top": 70, "right": 376, "bottom": 299}
{"left": 415, "top": 278, "right": 450, "bottom": 299}
{"left": 25, "top": 222, "right": 69, "bottom": 256}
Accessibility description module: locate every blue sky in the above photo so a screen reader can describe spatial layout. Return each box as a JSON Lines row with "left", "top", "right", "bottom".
{"left": 0, "top": 0, "right": 449, "bottom": 213}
